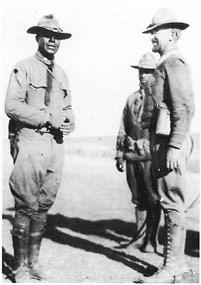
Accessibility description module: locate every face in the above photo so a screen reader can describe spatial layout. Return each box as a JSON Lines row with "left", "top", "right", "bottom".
{"left": 37, "top": 34, "right": 61, "bottom": 59}
{"left": 150, "top": 28, "right": 172, "bottom": 54}
{"left": 138, "top": 68, "right": 155, "bottom": 88}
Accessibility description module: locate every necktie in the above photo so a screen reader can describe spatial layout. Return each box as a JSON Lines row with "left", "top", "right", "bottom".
{"left": 44, "top": 63, "right": 53, "bottom": 106}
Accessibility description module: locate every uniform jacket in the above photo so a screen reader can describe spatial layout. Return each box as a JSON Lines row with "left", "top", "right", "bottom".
{"left": 116, "top": 89, "right": 149, "bottom": 159}
{"left": 5, "top": 52, "right": 74, "bottom": 134}
{"left": 151, "top": 50, "right": 195, "bottom": 149}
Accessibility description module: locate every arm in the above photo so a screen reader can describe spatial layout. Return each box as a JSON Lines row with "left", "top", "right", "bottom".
{"left": 166, "top": 57, "right": 195, "bottom": 149}
{"left": 5, "top": 63, "right": 50, "bottom": 128}
{"left": 166, "top": 57, "right": 195, "bottom": 170}
{"left": 60, "top": 72, "right": 75, "bottom": 136}
{"left": 115, "top": 103, "right": 128, "bottom": 172}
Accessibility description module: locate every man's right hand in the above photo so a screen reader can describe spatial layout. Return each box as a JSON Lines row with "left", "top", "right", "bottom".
{"left": 116, "top": 158, "right": 125, "bottom": 172}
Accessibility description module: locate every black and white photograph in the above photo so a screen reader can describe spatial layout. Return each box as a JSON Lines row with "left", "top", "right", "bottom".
{"left": 1, "top": 0, "right": 200, "bottom": 283}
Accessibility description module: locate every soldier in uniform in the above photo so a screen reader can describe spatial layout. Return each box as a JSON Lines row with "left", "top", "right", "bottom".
{"left": 115, "top": 53, "right": 161, "bottom": 253}
{"left": 5, "top": 14, "right": 75, "bottom": 282}
{"left": 141, "top": 8, "right": 195, "bottom": 283}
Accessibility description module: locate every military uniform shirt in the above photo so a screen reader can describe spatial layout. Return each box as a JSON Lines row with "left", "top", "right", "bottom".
{"left": 116, "top": 89, "right": 149, "bottom": 158}
{"left": 152, "top": 50, "right": 195, "bottom": 149}
{"left": 5, "top": 51, "right": 73, "bottom": 133}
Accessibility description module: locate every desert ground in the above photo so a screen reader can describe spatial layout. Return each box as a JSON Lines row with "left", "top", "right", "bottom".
{"left": 2, "top": 134, "right": 200, "bottom": 283}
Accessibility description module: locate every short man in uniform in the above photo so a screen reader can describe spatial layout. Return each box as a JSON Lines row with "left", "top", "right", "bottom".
{"left": 141, "top": 8, "right": 195, "bottom": 283}
{"left": 5, "top": 14, "right": 75, "bottom": 282}
{"left": 115, "top": 53, "right": 161, "bottom": 253}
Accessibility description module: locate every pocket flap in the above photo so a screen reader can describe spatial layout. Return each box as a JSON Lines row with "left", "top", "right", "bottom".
{"left": 29, "top": 76, "right": 47, "bottom": 89}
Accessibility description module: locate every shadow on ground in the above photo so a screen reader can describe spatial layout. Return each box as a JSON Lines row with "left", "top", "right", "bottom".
{"left": 2, "top": 212, "right": 199, "bottom": 283}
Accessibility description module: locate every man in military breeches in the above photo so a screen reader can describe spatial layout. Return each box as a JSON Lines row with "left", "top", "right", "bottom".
{"left": 10, "top": 132, "right": 65, "bottom": 213}
{"left": 150, "top": 134, "right": 193, "bottom": 213}
{"left": 5, "top": 14, "right": 75, "bottom": 283}
{"left": 116, "top": 53, "right": 161, "bottom": 254}
{"left": 141, "top": 8, "right": 195, "bottom": 283}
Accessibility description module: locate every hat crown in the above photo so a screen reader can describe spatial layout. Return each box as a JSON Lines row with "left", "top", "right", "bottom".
{"left": 151, "top": 8, "right": 177, "bottom": 26}
{"left": 142, "top": 8, "right": 189, "bottom": 34}
{"left": 27, "top": 14, "right": 72, "bottom": 40}
{"left": 38, "top": 14, "right": 62, "bottom": 32}
{"left": 138, "top": 52, "right": 156, "bottom": 69}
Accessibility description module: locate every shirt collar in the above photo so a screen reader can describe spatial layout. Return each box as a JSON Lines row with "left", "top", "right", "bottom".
{"left": 35, "top": 51, "right": 54, "bottom": 67}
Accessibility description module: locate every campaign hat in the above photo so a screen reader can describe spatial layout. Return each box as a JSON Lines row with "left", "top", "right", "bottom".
{"left": 131, "top": 52, "right": 156, "bottom": 70}
{"left": 142, "top": 8, "right": 189, "bottom": 34}
{"left": 27, "top": 14, "right": 71, "bottom": 40}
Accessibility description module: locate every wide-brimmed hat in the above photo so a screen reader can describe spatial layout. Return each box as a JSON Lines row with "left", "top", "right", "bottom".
{"left": 131, "top": 52, "right": 156, "bottom": 70}
{"left": 27, "top": 14, "right": 71, "bottom": 40}
{"left": 142, "top": 8, "right": 189, "bottom": 34}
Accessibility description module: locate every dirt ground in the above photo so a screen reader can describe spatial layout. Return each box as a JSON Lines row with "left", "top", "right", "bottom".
{"left": 2, "top": 135, "right": 200, "bottom": 283}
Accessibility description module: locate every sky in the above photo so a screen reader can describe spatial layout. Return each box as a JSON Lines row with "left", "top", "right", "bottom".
{"left": 1, "top": 0, "right": 200, "bottom": 138}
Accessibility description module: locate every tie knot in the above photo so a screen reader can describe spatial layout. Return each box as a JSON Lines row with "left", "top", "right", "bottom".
{"left": 47, "top": 62, "right": 54, "bottom": 71}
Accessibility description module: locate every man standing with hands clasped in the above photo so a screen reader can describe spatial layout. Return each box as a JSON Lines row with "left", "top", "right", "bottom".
{"left": 140, "top": 8, "right": 195, "bottom": 283}
{"left": 5, "top": 14, "right": 75, "bottom": 282}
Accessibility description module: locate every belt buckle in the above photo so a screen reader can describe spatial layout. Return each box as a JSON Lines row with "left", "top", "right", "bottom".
{"left": 35, "top": 126, "right": 50, "bottom": 134}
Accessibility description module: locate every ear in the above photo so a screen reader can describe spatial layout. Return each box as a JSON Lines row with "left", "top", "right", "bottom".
{"left": 168, "top": 29, "right": 174, "bottom": 41}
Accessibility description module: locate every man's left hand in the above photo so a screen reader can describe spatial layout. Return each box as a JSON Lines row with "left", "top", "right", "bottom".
{"left": 60, "top": 122, "right": 75, "bottom": 136}
{"left": 166, "top": 147, "right": 181, "bottom": 172}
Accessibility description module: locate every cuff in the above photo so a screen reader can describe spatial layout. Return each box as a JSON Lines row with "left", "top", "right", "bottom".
{"left": 169, "top": 132, "right": 186, "bottom": 149}
{"left": 115, "top": 150, "right": 123, "bottom": 159}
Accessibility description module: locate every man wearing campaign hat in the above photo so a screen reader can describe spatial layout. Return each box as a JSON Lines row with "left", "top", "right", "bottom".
{"left": 115, "top": 52, "right": 161, "bottom": 254}
{"left": 5, "top": 14, "right": 75, "bottom": 282}
{"left": 140, "top": 8, "right": 195, "bottom": 283}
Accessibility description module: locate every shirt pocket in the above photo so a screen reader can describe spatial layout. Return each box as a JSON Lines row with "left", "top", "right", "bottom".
{"left": 58, "top": 81, "right": 70, "bottom": 98}
{"left": 56, "top": 80, "right": 71, "bottom": 109}
{"left": 27, "top": 77, "right": 47, "bottom": 108}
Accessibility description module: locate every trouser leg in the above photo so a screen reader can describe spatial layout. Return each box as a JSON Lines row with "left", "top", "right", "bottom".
{"left": 141, "top": 202, "right": 161, "bottom": 253}
{"left": 133, "top": 207, "right": 147, "bottom": 246}
{"left": 11, "top": 212, "right": 31, "bottom": 283}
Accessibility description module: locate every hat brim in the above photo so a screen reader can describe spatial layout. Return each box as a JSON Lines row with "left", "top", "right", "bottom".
{"left": 142, "top": 22, "right": 189, "bottom": 34}
{"left": 130, "top": 65, "right": 155, "bottom": 70}
{"left": 27, "top": 26, "right": 72, "bottom": 40}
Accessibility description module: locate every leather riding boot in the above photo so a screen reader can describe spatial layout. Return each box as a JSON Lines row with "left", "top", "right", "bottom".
{"left": 141, "top": 203, "right": 161, "bottom": 253}
{"left": 142, "top": 211, "right": 185, "bottom": 283}
{"left": 28, "top": 212, "right": 47, "bottom": 280}
{"left": 11, "top": 213, "right": 31, "bottom": 283}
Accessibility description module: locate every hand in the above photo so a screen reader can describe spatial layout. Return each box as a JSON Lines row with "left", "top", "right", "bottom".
{"left": 60, "top": 121, "right": 75, "bottom": 136}
{"left": 48, "top": 111, "right": 63, "bottom": 129}
{"left": 116, "top": 158, "right": 125, "bottom": 172}
{"left": 166, "top": 147, "right": 181, "bottom": 173}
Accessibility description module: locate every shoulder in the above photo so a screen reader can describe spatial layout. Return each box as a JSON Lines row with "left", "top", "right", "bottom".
{"left": 126, "top": 90, "right": 141, "bottom": 104}
{"left": 12, "top": 56, "right": 38, "bottom": 73}
{"left": 164, "top": 54, "right": 189, "bottom": 71}
{"left": 128, "top": 90, "right": 141, "bottom": 99}
{"left": 14, "top": 56, "right": 36, "bottom": 68}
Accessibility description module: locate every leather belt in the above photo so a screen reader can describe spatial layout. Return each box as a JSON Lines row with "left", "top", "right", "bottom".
{"left": 35, "top": 126, "right": 51, "bottom": 133}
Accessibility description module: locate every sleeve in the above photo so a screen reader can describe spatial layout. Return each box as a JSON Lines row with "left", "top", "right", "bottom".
{"left": 115, "top": 101, "right": 128, "bottom": 159}
{"left": 62, "top": 70, "right": 75, "bottom": 124}
{"left": 166, "top": 58, "right": 195, "bottom": 149}
{"left": 5, "top": 63, "right": 50, "bottom": 128}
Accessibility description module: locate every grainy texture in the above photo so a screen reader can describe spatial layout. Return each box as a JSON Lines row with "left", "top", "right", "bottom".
{"left": 2, "top": 135, "right": 199, "bottom": 283}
